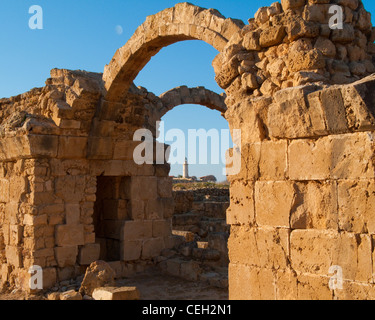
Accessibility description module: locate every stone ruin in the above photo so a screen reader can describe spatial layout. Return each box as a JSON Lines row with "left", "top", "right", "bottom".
{"left": 0, "top": 0, "right": 375, "bottom": 300}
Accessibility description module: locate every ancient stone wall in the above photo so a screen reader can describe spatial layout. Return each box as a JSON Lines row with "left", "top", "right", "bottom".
{"left": 226, "top": 76, "right": 375, "bottom": 299}
{"left": 217, "top": 0, "right": 375, "bottom": 300}
{"left": 0, "top": 69, "right": 177, "bottom": 291}
{"left": 2, "top": 0, "right": 375, "bottom": 300}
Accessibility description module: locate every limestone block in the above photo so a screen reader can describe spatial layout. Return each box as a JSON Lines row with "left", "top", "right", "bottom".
{"left": 120, "top": 240, "right": 142, "bottom": 261}
{"left": 331, "top": 24, "right": 355, "bottom": 43}
{"left": 296, "top": 274, "right": 333, "bottom": 300}
{"left": 268, "top": 86, "right": 317, "bottom": 139}
{"left": 55, "top": 176, "right": 85, "bottom": 203}
{"left": 242, "top": 31, "right": 260, "bottom": 51}
{"left": 172, "top": 230, "right": 195, "bottom": 242}
{"left": 215, "top": 56, "right": 239, "bottom": 89}
{"left": 334, "top": 281, "right": 375, "bottom": 300}
{"left": 340, "top": 76, "right": 375, "bottom": 131}
{"left": 129, "top": 199, "right": 145, "bottom": 220}
{"left": 121, "top": 220, "right": 153, "bottom": 241}
{"left": 259, "top": 140, "right": 288, "bottom": 180}
{"left": 59, "top": 119, "right": 81, "bottom": 129}
{"left": 65, "top": 203, "right": 80, "bottom": 225}
{"left": 157, "top": 177, "right": 172, "bottom": 198}
{"left": 227, "top": 181, "right": 255, "bottom": 225}
{"left": 338, "top": 180, "right": 375, "bottom": 233}
{"left": 274, "top": 269, "right": 298, "bottom": 300}
{"left": 255, "top": 181, "right": 296, "bottom": 228}
{"left": 5, "top": 245, "right": 22, "bottom": 268}
{"left": 259, "top": 26, "right": 286, "bottom": 48}
{"left": 288, "top": 137, "right": 331, "bottom": 180}
{"left": 9, "top": 225, "right": 23, "bottom": 246}
{"left": 55, "top": 224, "right": 85, "bottom": 246}
{"left": 60, "top": 290, "right": 83, "bottom": 300}
{"left": 130, "top": 176, "right": 158, "bottom": 201}
{"left": 28, "top": 134, "right": 59, "bottom": 158}
{"left": 229, "top": 264, "right": 275, "bottom": 300}
{"left": 142, "top": 237, "right": 164, "bottom": 259}
{"left": 330, "top": 133, "right": 375, "bottom": 179}
{"left": 281, "top": 0, "right": 306, "bottom": 10}
{"left": 9, "top": 176, "right": 27, "bottom": 202}
{"left": 78, "top": 243, "right": 101, "bottom": 265}
{"left": 144, "top": 199, "right": 164, "bottom": 220}
{"left": 0, "top": 179, "right": 9, "bottom": 202}
{"left": 153, "top": 219, "right": 172, "bottom": 238}
{"left": 79, "top": 261, "right": 116, "bottom": 296}
{"left": 87, "top": 137, "right": 113, "bottom": 159}
{"left": 291, "top": 181, "right": 338, "bottom": 230}
{"left": 306, "top": 88, "right": 348, "bottom": 135}
{"left": 113, "top": 140, "right": 139, "bottom": 160}
{"left": 58, "top": 136, "right": 87, "bottom": 159}
{"left": 290, "top": 230, "right": 372, "bottom": 282}
{"left": 92, "top": 287, "right": 140, "bottom": 300}
{"left": 229, "top": 226, "right": 289, "bottom": 269}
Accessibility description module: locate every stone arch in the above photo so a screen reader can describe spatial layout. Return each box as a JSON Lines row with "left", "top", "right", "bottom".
{"left": 158, "top": 86, "right": 227, "bottom": 118}
{"left": 102, "top": 2, "right": 244, "bottom": 101}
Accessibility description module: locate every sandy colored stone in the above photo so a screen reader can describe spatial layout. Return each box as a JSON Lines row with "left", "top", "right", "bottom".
{"left": 79, "top": 260, "right": 116, "bottom": 296}
{"left": 338, "top": 180, "right": 375, "bottom": 233}
{"left": 229, "top": 226, "right": 289, "bottom": 269}
{"left": 290, "top": 230, "right": 372, "bottom": 282}
{"left": 92, "top": 286, "right": 140, "bottom": 300}
{"left": 291, "top": 181, "right": 338, "bottom": 230}
{"left": 255, "top": 181, "right": 295, "bottom": 228}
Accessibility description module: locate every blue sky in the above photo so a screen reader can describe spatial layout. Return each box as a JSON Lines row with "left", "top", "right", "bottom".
{"left": 1, "top": 1, "right": 375, "bottom": 181}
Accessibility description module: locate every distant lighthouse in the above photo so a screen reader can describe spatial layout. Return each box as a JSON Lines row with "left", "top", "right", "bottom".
{"left": 183, "top": 158, "right": 189, "bottom": 179}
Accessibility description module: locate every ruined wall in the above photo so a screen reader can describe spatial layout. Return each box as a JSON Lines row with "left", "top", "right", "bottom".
{"left": 0, "top": 70, "right": 177, "bottom": 291}
{"left": 2, "top": 0, "right": 375, "bottom": 300}
{"left": 0, "top": 63, "right": 227, "bottom": 292}
{"left": 222, "top": 0, "right": 375, "bottom": 300}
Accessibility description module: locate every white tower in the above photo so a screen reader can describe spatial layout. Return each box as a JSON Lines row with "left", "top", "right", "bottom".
{"left": 183, "top": 158, "right": 189, "bottom": 179}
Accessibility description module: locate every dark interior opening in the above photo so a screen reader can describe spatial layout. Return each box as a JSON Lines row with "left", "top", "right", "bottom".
{"left": 93, "top": 176, "right": 131, "bottom": 261}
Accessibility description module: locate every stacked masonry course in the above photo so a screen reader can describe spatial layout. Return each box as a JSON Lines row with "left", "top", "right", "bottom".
{"left": 1, "top": 0, "right": 375, "bottom": 300}
{"left": 0, "top": 68, "right": 226, "bottom": 291}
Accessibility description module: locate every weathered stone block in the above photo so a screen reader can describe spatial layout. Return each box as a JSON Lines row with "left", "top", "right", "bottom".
{"left": 120, "top": 240, "right": 142, "bottom": 261}
{"left": 0, "top": 179, "right": 9, "bottom": 203}
{"left": 229, "top": 226, "right": 289, "bottom": 269}
{"left": 330, "top": 133, "right": 375, "bottom": 179}
{"left": 78, "top": 243, "right": 101, "bottom": 265}
{"left": 121, "top": 220, "right": 152, "bottom": 241}
{"left": 291, "top": 181, "right": 338, "bottom": 230}
{"left": 338, "top": 180, "right": 375, "bottom": 233}
{"left": 142, "top": 237, "right": 164, "bottom": 259}
{"left": 130, "top": 176, "right": 158, "bottom": 201}
{"left": 153, "top": 219, "right": 172, "bottom": 238}
{"left": 157, "top": 177, "right": 172, "bottom": 198}
{"left": 255, "top": 181, "right": 295, "bottom": 228}
{"left": 288, "top": 137, "right": 331, "bottom": 180}
{"left": 5, "top": 245, "right": 22, "bottom": 268}
{"left": 259, "top": 140, "right": 288, "bottom": 180}
{"left": 290, "top": 230, "right": 372, "bottom": 282}
{"left": 296, "top": 274, "right": 333, "bottom": 300}
{"left": 229, "top": 264, "right": 275, "bottom": 300}
{"left": 65, "top": 203, "right": 80, "bottom": 225}
{"left": 227, "top": 181, "right": 254, "bottom": 226}
{"left": 54, "top": 246, "right": 78, "bottom": 268}
{"left": 58, "top": 136, "right": 87, "bottom": 159}
{"left": 55, "top": 224, "right": 85, "bottom": 246}
{"left": 92, "top": 286, "right": 140, "bottom": 300}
